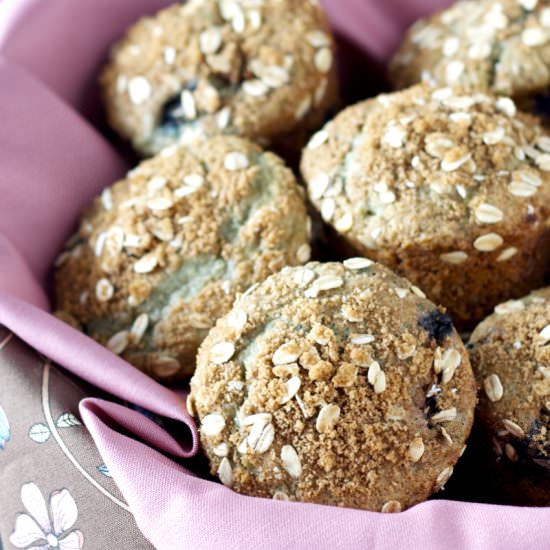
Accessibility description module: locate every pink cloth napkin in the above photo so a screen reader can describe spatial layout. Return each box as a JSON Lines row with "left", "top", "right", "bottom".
{"left": 1, "top": 1, "right": 549, "bottom": 549}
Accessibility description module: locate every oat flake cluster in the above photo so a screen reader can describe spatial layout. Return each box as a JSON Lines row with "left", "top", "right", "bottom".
{"left": 189, "top": 261, "right": 476, "bottom": 512}
{"left": 54, "top": 136, "right": 311, "bottom": 379}
{"left": 101, "top": 0, "right": 338, "bottom": 157}
{"left": 391, "top": 0, "right": 550, "bottom": 106}
{"left": 469, "top": 288, "right": 550, "bottom": 505}
{"left": 301, "top": 84, "right": 550, "bottom": 328}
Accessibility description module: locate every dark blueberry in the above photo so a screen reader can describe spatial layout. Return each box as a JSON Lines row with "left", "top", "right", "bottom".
{"left": 159, "top": 80, "right": 200, "bottom": 128}
{"left": 419, "top": 310, "right": 454, "bottom": 345}
{"left": 424, "top": 394, "right": 439, "bottom": 419}
{"left": 160, "top": 96, "right": 185, "bottom": 128}
{"left": 511, "top": 411, "right": 550, "bottom": 476}
{"left": 534, "top": 90, "right": 550, "bottom": 118}
{"left": 526, "top": 213, "right": 538, "bottom": 224}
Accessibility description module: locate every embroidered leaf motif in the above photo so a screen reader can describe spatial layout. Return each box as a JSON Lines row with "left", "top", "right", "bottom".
{"left": 97, "top": 464, "right": 112, "bottom": 478}
{"left": 0, "top": 404, "right": 10, "bottom": 449}
{"left": 56, "top": 412, "right": 82, "bottom": 429}
{"left": 28, "top": 423, "right": 51, "bottom": 444}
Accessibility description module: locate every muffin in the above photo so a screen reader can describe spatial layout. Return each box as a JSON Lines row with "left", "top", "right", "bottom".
{"left": 390, "top": 0, "right": 550, "bottom": 110}
{"left": 54, "top": 136, "right": 311, "bottom": 380}
{"left": 100, "top": 0, "right": 338, "bottom": 158}
{"left": 189, "top": 261, "right": 477, "bottom": 511}
{"left": 468, "top": 289, "right": 550, "bottom": 505}
{"left": 300, "top": 84, "right": 550, "bottom": 329}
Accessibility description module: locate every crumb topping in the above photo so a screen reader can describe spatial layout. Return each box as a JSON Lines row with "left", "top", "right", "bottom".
{"left": 469, "top": 287, "right": 550, "bottom": 474}
{"left": 302, "top": 84, "right": 550, "bottom": 253}
{"left": 391, "top": 0, "right": 550, "bottom": 101}
{"left": 101, "top": 0, "right": 337, "bottom": 155}
{"left": 301, "top": 84, "right": 550, "bottom": 328}
{"left": 190, "top": 261, "right": 477, "bottom": 511}
{"left": 55, "top": 136, "right": 310, "bottom": 379}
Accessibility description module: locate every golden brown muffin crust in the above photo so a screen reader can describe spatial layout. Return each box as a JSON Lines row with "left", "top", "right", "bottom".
{"left": 301, "top": 84, "right": 550, "bottom": 328}
{"left": 55, "top": 136, "right": 311, "bottom": 379}
{"left": 390, "top": 0, "right": 550, "bottom": 105}
{"left": 469, "top": 288, "right": 550, "bottom": 504}
{"left": 101, "top": 0, "right": 338, "bottom": 156}
{"left": 190, "top": 261, "right": 477, "bottom": 511}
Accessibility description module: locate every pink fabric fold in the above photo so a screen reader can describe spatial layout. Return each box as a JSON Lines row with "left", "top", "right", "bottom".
{"left": 0, "top": 57, "right": 127, "bottom": 280}
{"left": 0, "top": 234, "right": 48, "bottom": 309}
{"left": 0, "top": 291, "right": 197, "bottom": 440}
{"left": 0, "top": 1, "right": 548, "bottom": 549}
{"left": 83, "top": 398, "right": 550, "bottom": 550}
{"left": 80, "top": 399, "right": 196, "bottom": 460}
{"left": 0, "top": 0, "right": 173, "bottom": 113}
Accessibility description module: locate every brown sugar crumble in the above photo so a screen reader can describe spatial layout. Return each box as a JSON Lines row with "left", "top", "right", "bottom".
{"left": 190, "top": 261, "right": 477, "bottom": 511}
{"left": 469, "top": 287, "right": 550, "bottom": 505}
{"left": 101, "top": 0, "right": 338, "bottom": 158}
{"left": 54, "top": 135, "right": 311, "bottom": 379}
{"left": 301, "top": 84, "right": 550, "bottom": 329}
{"left": 390, "top": 0, "right": 550, "bottom": 108}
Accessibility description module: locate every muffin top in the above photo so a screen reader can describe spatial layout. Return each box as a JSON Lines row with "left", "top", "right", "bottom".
{"left": 101, "top": 0, "right": 336, "bottom": 155}
{"left": 55, "top": 136, "right": 311, "bottom": 379}
{"left": 190, "top": 261, "right": 477, "bottom": 512}
{"left": 469, "top": 288, "right": 550, "bottom": 471}
{"left": 301, "top": 84, "right": 550, "bottom": 264}
{"left": 390, "top": 0, "right": 550, "bottom": 101}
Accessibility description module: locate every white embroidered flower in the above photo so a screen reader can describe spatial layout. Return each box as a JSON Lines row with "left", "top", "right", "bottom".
{"left": 9, "top": 482, "right": 84, "bottom": 549}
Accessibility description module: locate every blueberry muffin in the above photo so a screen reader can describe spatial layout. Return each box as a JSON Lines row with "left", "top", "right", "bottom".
{"left": 54, "top": 136, "right": 311, "bottom": 380}
{"left": 469, "top": 289, "right": 550, "bottom": 505}
{"left": 100, "top": 0, "right": 338, "bottom": 158}
{"left": 189, "top": 261, "right": 477, "bottom": 511}
{"left": 390, "top": 0, "right": 550, "bottom": 110}
{"left": 301, "top": 84, "right": 550, "bottom": 329}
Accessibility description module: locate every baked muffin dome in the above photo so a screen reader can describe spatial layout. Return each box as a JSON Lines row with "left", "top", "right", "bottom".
{"left": 189, "top": 261, "right": 477, "bottom": 511}
{"left": 469, "top": 289, "right": 550, "bottom": 505}
{"left": 390, "top": 0, "right": 550, "bottom": 108}
{"left": 100, "top": 0, "right": 338, "bottom": 157}
{"left": 301, "top": 84, "right": 550, "bottom": 329}
{"left": 55, "top": 136, "right": 311, "bottom": 379}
